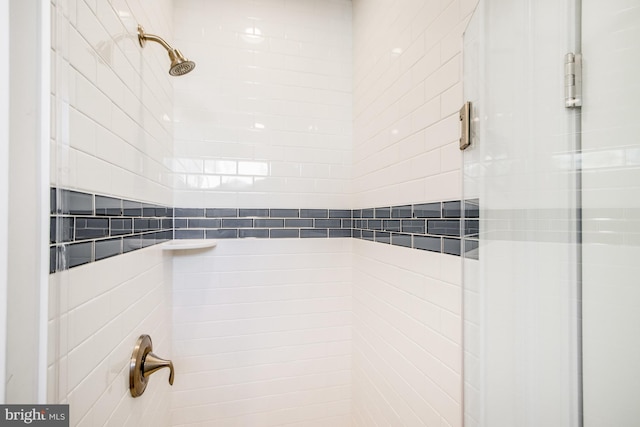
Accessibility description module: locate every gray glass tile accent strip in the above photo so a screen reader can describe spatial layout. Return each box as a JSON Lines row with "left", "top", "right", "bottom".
{"left": 285, "top": 219, "right": 313, "bottom": 228}
{"left": 64, "top": 241, "right": 93, "bottom": 268}
{"left": 443, "top": 201, "right": 462, "bottom": 218}
{"left": 413, "top": 202, "right": 441, "bottom": 218}
{"left": 175, "top": 229, "right": 204, "bottom": 239}
{"left": 51, "top": 187, "right": 477, "bottom": 273}
{"left": 329, "top": 209, "right": 351, "bottom": 218}
{"left": 239, "top": 229, "right": 269, "bottom": 238}
{"left": 95, "top": 195, "right": 122, "bottom": 216}
{"left": 111, "top": 218, "right": 132, "bottom": 235}
{"left": 383, "top": 220, "right": 401, "bottom": 232}
{"left": 330, "top": 229, "right": 352, "bottom": 238}
{"left": 353, "top": 201, "right": 474, "bottom": 254}
{"left": 255, "top": 219, "right": 284, "bottom": 228}
{"left": 427, "top": 219, "right": 461, "bottom": 237}
{"left": 206, "top": 229, "right": 237, "bottom": 239}
{"left": 392, "top": 205, "right": 412, "bottom": 218}
{"left": 375, "top": 208, "right": 390, "bottom": 218}
{"left": 270, "top": 209, "right": 299, "bottom": 218}
{"left": 54, "top": 189, "right": 93, "bottom": 215}
{"left": 188, "top": 219, "right": 221, "bottom": 228}
{"left": 414, "top": 235, "right": 442, "bottom": 252}
{"left": 375, "top": 231, "right": 391, "bottom": 244}
{"left": 464, "top": 239, "right": 479, "bottom": 260}
{"left": 50, "top": 188, "right": 172, "bottom": 273}
{"left": 239, "top": 208, "right": 269, "bottom": 217}
{"left": 391, "top": 233, "right": 412, "bottom": 248}
{"left": 175, "top": 208, "right": 204, "bottom": 217}
{"left": 301, "top": 228, "right": 328, "bottom": 238}
{"left": 206, "top": 208, "right": 237, "bottom": 218}
{"left": 271, "top": 229, "right": 299, "bottom": 238}
{"left": 443, "top": 238, "right": 462, "bottom": 256}
{"left": 95, "top": 238, "right": 122, "bottom": 261}
{"left": 123, "top": 200, "right": 143, "bottom": 217}
{"left": 301, "top": 209, "right": 328, "bottom": 219}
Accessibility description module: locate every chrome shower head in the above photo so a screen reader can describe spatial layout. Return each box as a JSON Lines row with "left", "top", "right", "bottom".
{"left": 138, "top": 25, "right": 196, "bottom": 76}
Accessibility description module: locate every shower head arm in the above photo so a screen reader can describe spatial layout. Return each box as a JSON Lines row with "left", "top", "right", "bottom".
{"left": 137, "top": 25, "right": 173, "bottom": 52}
{"left": 137, "top": 24, "right": 195, "bottom": 76}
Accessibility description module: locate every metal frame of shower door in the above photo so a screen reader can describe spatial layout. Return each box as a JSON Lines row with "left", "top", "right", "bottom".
{"left": 567, "top": 0, "right": 583, "bottom": 425}
{"left": 37, "top": 0, "right": 52, "bottom": 403}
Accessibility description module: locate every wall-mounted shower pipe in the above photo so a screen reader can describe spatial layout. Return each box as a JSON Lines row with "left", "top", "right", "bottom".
{"left": 137, "top": 25, "right": 195, "bottom": 76}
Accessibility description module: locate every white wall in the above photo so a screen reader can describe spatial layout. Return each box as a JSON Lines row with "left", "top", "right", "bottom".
{"left": 49, "top": 1, "right": 175, "bottom": 425}
{"left": 351, "top": 1, "right": 476, "bottom": 425}
{"left": 6, "top": 0, "right": 49, "bottom": 403}
{"left": 171, "top": 240, "right": 352, "bottom": 426}
{"left": 172, "top": 0, "right": 352, "bottom": 209}
{"left": 582, "top": 0, "right": 640, "bottom": 424}
{"left": 0, "top": 0, "right": 9, "bottom": 404}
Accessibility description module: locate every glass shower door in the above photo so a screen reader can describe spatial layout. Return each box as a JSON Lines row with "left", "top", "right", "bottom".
{"left": 463, "top": 0, "right": 640, "bottom": 426}
{"left": 462, "top": 0, "right": 582, "bottom": 426}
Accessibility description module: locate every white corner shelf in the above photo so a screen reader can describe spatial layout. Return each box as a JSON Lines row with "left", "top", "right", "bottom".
{"left": 161, "top": 239, "right": 218, "bottom": 251}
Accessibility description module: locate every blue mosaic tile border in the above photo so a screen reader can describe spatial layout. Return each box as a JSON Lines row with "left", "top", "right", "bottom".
{"left": 50, "top": 188, "right": 480, "bottom": 273}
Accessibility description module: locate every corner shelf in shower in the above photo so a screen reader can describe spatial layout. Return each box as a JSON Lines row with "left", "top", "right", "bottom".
{"left": 161, "top": 240, "right": 218, "bottom": 251}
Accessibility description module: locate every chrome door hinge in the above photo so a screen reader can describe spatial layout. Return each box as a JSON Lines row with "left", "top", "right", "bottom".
{"left": 459, "top": 101, "right": 471, "bottom": 150}
{"left": 565, "top": 53, "right": 582, "bottom": 108}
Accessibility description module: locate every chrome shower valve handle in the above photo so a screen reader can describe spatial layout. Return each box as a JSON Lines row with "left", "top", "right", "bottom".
{"left": 142, "top": 352, "right": 175, "bottom": 384}
{"left": 129, "top": 334, "right": 174, "bottom": 397}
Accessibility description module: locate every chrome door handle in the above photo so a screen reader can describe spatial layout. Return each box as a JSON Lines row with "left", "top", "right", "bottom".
{"left": 129, "top": 334, "right": 174, "bottom": 397}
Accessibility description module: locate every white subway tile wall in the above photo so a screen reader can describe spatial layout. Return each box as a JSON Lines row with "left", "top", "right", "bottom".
{"left": 353, "top": 0, "right": 476, "bottom": 209}
{"left": 170, "top": 2, "right": 355, "bottom": 426}
{"left": 171, "top": 239, "right": 352, "bottom": 427}
{"left": 352, "top": 240, "right": 463, "bottom": 426}
{"left": 48, "top": 247, "right": 172, "bottom": 426}
{"left": 47, "top": 1, "right": 475, "bottom": 426}
{"left": 352, "top": 0, "right": 477, "bottom": 426}
{"left": 52, "top": 0, "right": 174, "bottom": 206}
{"left": 172, "top": 0, "right": 353, "bottom": 209}
{"left": 50, "top": 1, "right": 175, "bottom": 425}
